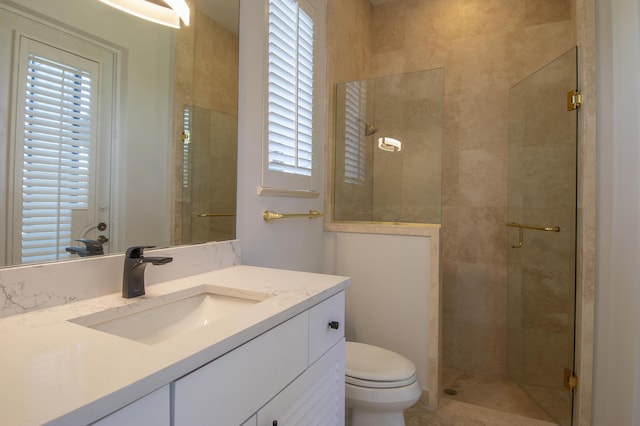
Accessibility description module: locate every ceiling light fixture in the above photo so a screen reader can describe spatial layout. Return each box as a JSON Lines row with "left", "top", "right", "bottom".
{"left": 377, "top": 137, "right": 402, "bottom": 152}
{"left": 163, "top": 0, "right": 190, "bottom": 26}
{"left": 99, "top": 0, "right": 190, "bottom": 29}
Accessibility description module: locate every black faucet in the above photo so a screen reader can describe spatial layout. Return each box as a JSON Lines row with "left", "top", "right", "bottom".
{"left": 66, "top": 239, "right": 105, "bottom": 257}
{"left": 122, "top": 246, "right": 173, "bottom": 298}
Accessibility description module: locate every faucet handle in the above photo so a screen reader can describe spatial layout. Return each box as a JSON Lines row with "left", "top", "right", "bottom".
{"left": 76, "top": 239, "right": 105, "bottom": 255}
{"left": 125, "top": 245, "right": 156, "bottom": 258}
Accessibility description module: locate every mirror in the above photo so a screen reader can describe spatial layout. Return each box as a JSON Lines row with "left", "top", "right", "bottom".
{"left": 0, "top": 0, "right": 238, "bottom": 267}
{"left": 173, "top": 0, "right": 238, "bottom": 246}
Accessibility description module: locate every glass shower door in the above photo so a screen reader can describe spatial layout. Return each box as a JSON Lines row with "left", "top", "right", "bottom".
{"left": 180, "top": 106, "right": 237, "bottom": 244}
{"left": 507, "top": 48, "right": 578, "bottom": 426}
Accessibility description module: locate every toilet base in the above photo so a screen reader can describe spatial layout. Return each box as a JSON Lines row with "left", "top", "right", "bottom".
{"left": 351, "top": 408, "right": 406, "bottom": 426}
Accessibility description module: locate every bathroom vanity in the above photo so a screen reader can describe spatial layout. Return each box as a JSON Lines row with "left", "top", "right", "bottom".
{"left": 0, "top": 265, "right": 349, "bottom": 425}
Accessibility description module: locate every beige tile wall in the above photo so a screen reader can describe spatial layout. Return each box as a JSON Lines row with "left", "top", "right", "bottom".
{"left": 326, "top": 0, "right": 374, "bottom": 223}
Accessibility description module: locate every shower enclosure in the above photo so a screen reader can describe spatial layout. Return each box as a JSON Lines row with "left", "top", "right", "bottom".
{"left": 179, "top": 106, "right": 237, "bottom": 244}
{"left": 333, "top": 51, "right": 577, "bottom": 424}
{"left": 507, "top": 48, "right": 578, "bottom": 426}
{"left": 333, "top": 69, "right": 444, "bottom": 225}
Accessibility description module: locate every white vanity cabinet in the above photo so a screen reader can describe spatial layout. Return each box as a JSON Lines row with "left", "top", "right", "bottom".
{"left": 172, "top": 291, "right": 345, "bottom": 426}
{"left": 91, "top": 385, "right": 170, "bottom": 426}
{"left": 0, "top": 264, "right": 350, "bottom": 426}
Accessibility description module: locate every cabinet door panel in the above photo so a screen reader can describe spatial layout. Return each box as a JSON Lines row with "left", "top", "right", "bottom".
{"left": 258, "top": 339, "right": 345, "bottom": 426}
{"left": 91, "top": 385, "right": 170, "bottom": 426}
{"left": 309, "top": 291, "right": 345, "bottom": 363}
{"left": 173, "top": 313, "right": 309, "bottom": 425}
{"left": 241, "top": 415, "right": 257, "bottom": 426}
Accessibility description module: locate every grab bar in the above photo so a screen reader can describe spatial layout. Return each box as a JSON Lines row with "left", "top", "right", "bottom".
{"left": 506, "top": 222, "right": 560, "bottom": 248}
{"left": 263, "top": 210, "right": 322, "bottom": 222}
{"left": 197, "top": 213, "right": 236, "bottom": 218}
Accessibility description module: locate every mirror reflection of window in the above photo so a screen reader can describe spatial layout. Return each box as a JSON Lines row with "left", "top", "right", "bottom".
{"left": 182, "top": 106, "right": 191, "bottom": 190}
{"left": 343, "top": 80, "right": 367, "bottom": 185}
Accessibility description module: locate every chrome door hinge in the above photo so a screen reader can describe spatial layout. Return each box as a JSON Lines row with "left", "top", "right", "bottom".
{"left": 564, "top": 368, "right": 578, "bottom": 392}
{"left": 567, "top": 90, "right": 582, "bottom": 111}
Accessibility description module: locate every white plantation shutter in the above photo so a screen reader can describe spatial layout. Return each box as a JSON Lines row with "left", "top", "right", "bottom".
{"left": 344, "top": 81, "right": 366, "bottom": 185}
{"left": 15, "top": 38, "right": 98, "bottom": 264}
{"left": 266, "top": 0, "right": 315, "bottom": 181}
{"left": 182, "top": 106, "right": 191, "bottom": 188}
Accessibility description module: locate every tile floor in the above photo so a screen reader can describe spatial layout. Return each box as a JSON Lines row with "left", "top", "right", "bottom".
{"left": 404, "top": 397, "right": 557, "bottom": 426}
{"left": 403, "top": 369, "right": 569, "bottom": 426}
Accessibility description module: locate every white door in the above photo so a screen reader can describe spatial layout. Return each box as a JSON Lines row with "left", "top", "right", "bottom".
{"left": 5, "top": 25, "right": 114, "bottom": 265}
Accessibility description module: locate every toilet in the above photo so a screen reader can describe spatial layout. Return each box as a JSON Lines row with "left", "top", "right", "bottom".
{"left": 345, "top": 341, "right": 422, "bottom": 426}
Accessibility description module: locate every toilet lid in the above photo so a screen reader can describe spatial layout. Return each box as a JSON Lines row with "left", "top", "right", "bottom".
{"left": 345, "top": 342, "right": 417, "bottom": 387}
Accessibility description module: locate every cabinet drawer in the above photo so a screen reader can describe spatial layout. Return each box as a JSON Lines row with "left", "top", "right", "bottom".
{"left": 308, "top": 291, "right": 345, "bottom": 363}
{"left": 173, "top": 313, "right": 309, "bottom": 426}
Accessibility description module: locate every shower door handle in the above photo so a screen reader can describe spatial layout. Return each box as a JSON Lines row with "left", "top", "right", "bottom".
{"left": 506, "top": 222, "right": 560, "bottom": 248}
{"left": 506, "top": 222, "right": 560, "bottom": 232}
{"left": 511, "top": 226, "right": 524, "bottom": 249}
{"left": 507, "top": 222, "right": 560, "bottom": 248}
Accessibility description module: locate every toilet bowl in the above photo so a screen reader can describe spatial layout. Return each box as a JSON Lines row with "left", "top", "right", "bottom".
{"left": 345, "top": 342, "right": 422, "bottom": 426}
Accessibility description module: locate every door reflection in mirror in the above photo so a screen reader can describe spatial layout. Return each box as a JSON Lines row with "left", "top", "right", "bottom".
{"left": 7, "top": 32, "right": 113, "bottom": 265}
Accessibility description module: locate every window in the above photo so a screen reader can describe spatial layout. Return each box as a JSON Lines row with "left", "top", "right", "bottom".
{"left": 262, "top": 0, "right": 320, "bottom": 193}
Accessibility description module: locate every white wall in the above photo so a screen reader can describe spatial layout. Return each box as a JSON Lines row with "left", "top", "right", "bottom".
{"left": 594, "top": 0, "right": 640, "bottom": 423}
{"left": 324, "top": 232, "right": 432, "bottom": 394}
{"left": 236, "top": 0, "right": 327, "bottom": 272}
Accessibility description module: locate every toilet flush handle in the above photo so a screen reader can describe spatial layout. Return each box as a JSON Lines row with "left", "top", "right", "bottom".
{"left": 328, "top": 321, "right": 340, "bottom": 330}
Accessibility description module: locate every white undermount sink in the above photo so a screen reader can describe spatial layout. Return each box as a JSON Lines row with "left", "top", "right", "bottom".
{"left": 69, "top": 285, "right": 271, "bottom": 345}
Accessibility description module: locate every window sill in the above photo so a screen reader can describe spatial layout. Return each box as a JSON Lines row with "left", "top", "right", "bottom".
{"left": 256, "top": 186, "right": 320, "bottom": 198}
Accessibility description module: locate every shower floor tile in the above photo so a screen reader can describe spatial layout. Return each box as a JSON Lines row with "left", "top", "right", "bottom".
{"left": 405, "top": 396, "right": 558, "bottom": 426}
{"left": 439, "top": 368, "right": 556, "bottom": 422}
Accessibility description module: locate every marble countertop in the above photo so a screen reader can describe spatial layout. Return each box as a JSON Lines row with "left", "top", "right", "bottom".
{"left": 0, "top": 265, "right": 350, "bottom": 426}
